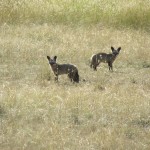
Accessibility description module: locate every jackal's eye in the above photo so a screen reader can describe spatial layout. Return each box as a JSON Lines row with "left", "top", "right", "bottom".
{"left": 50, "top": 61, "right": 53, "bottom": 64}
{"left": 49, "top": 60, "right": 55, "bottom": 65}
{"left": 113, "top": 51, "right": 119, "bottom": 55}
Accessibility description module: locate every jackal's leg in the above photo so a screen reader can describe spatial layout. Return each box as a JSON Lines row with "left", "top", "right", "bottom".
{"left": 55, "top": 75, "right": 58, "bottom": 81}
{"left": 68, "top": 73, "right": 73, "bottom": 82}
{"left": 108, "top": 62, "right": 113, "bottom": 71}
{"left": 72, "top": 71, "right": 79, "bottom": 83}
{"left": 93, "top": 63, "right": 100, "bottom": 71}
{"left": 111, "top": 65, "right": 113, "bottom": 71}
{"left": 90, "top": 63, "right": 94, "bottom": 69}
{"left": 90, "top": 63, "right": 92, "bottom": 68}
{"left": 55, "top": 69, "right": 59, "bottom": 81}
{"left": 93, "top": 66, "right": 97, "bottom": 71}
{"left": 90, "top": 64, "right": 96, "bottom": 70}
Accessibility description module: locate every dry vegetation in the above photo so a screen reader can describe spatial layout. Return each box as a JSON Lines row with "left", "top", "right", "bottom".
{"left": 0, "top": 0, "right": 150, "bottom": 150}
{"left": 1, "top": 0, "right": 150, "bottom": 30}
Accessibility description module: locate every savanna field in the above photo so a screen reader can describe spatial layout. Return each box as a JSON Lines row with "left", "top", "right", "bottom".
{"left": 0, "top": 0, "right": 150, "bottom": 149}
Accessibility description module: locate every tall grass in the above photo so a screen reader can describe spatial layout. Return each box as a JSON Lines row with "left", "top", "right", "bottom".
{"left": 0, "top": 0, "right": 150, "bottom": 30}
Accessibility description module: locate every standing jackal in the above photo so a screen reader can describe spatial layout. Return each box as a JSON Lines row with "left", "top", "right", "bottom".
{"left": 47, "top": 56, "right": 79, "bottom": 83}
{"left": 90, "top": 46, "right": 121, "bottom": 71}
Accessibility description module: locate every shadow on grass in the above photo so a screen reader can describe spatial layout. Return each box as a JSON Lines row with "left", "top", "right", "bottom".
{"left": 0, "top": 105, "right": 6, "bottom": 117}
{"left": 130, "top": 118, "right": 150, "bottom": 128}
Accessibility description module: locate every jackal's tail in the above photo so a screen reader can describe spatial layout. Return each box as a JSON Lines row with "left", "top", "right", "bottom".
{"left": 73, "top": 71, "right": 79, "bottom": 83}
{"left": 90, "top": 55, "right": 94, "bottom": 68}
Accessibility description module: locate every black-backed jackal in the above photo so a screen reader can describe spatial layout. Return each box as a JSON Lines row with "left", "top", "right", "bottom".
{"left": 90, "top": 47, "right": 121, "bottom": 71}
{"left": 47, "top": 56, "right": 79, "bottom": 83}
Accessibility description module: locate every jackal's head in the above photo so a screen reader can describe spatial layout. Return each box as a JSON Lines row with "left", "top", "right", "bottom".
{"left": 47, "top": 56, "right": 57, "bottom": 65}
{"left": 111, "top": 47, "right": 121, "bottom": 56}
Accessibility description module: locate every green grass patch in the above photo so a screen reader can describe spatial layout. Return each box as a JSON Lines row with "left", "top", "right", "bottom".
{"left": 0, "top": 0, "right": 150, "bottom": 30}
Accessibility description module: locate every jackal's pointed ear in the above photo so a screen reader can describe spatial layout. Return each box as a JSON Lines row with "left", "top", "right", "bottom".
{"left": 53, "top": 56, "right": 57, "bottom": 61}
{"left": 47, "top": 56, "right": 50, "bottom": 60}
{"left": 117, "top": 47, "right": 121, "bottom": 52}
{"left": 111, "top": 46, "right": 115, "bottom": 52}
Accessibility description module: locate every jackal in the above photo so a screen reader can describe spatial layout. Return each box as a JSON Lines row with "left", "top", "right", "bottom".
{"left": 90, "top": 47, "right": 121, "bottom": 71}
{"left": 47, "top": 56, "right": 79, "bottom": 83}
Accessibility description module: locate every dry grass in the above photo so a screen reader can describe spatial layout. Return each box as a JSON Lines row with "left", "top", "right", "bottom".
{"left": 1, "top": 0, "right": 150, "bottom": 30}
{"left": 0, "top": 24, "right": 150, "bottom": 150}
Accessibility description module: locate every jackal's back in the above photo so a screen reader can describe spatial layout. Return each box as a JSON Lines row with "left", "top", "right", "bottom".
{"left": 56, "top": 64, "right": 78, "bottom": 75}
{"left": 97, "top": 53, "right": 117, "bottom": 63}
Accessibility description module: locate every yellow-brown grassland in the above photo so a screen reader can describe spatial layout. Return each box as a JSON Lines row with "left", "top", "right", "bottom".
{"left": 0, "top": 0, "right": 150, "bottom": 149}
